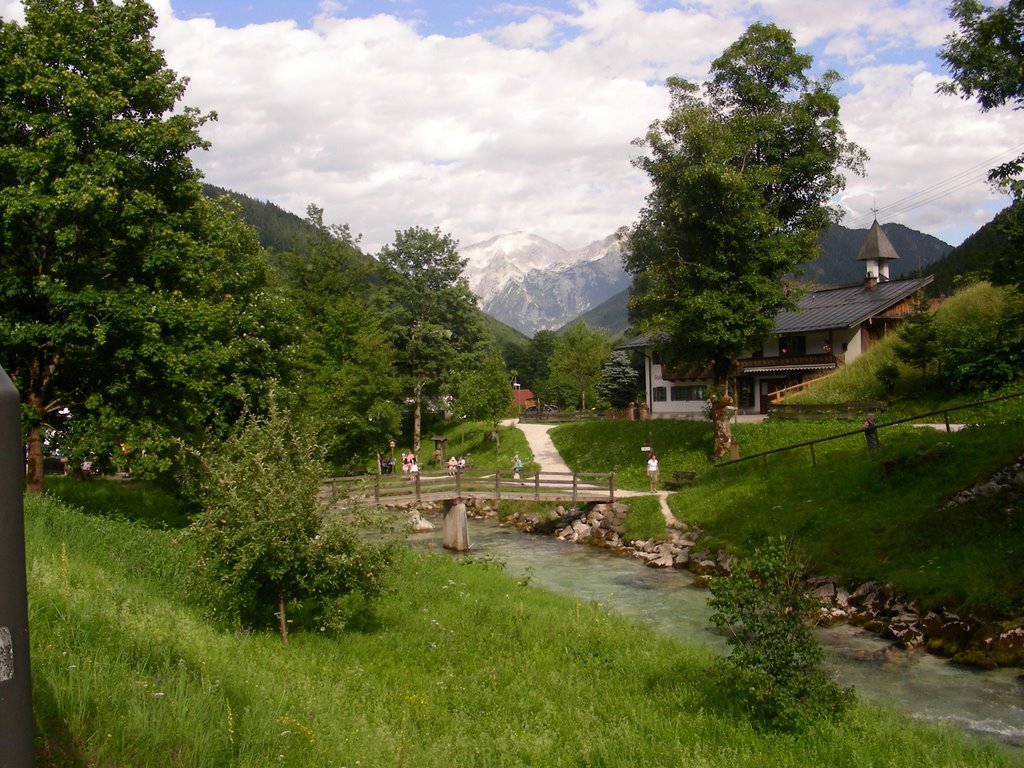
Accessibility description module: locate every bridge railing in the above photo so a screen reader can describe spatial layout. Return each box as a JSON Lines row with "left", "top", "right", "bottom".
{"left": 326, "top": 468, "right": 617, "bottom": 506}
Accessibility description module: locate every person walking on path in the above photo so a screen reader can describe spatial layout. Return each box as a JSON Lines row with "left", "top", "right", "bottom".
{"left": 646, "top": 452, "right": 660, "bottom": 492}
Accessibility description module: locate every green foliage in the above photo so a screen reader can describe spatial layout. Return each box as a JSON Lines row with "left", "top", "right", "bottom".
{"left": 596, "top": 350, "right": 640, "bottom": 408}
{"left": 894, "top": 292, "right": 940, "bottom": 390}
{"left": 189, "top": 398, "right": 392, "bottom": 642}
{"left": 709, "top": 538, "right": 855, "bottom": 731}
{"left": 936, "top": 284, "right": 1024, "bottom": 391}
{"left": 450, "top": 347, "right": 514, "bottom": 423}
{"left": 45, "top": 476, "right": 195, "bottom": 529}
{"left": 939, "top": 0, "right": 1023, "bottom": 281}
{"left": 0, "top": 0, "right": 280, "bottom": 492}
{"left": 875, "top": 362, "right": 901, "bottom": 395}
{"left": 548, "top": 321, "right": 611, "bottom": 410}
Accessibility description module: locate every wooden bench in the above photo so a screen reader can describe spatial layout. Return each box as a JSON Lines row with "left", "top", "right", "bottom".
{"left": 662, "top": 470, "right": 696, "bottom": 490}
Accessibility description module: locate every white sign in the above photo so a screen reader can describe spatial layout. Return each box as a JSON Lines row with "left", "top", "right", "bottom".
{"left": 640, "top": 446, "right": 650, "bottom": 452}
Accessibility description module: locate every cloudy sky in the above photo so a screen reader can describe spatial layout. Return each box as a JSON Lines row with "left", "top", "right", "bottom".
{"left": 5, "top": 1, "right": 1023, "bottom": 253}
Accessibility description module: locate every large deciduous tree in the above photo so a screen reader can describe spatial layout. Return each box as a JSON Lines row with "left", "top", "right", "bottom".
{"left": 939, "top": 0, "right": 1024, "bottom": 288}
{"left": 549, "top": 321, "right": 611, "bottom": 411}
{"left": 376, "top": 226, "right": 484, "bottom": 456}
{"left": 622, "top": 23, "right": 865, "bottom": 456}
{"left": 273, "top": 206, "right": 400, "bottom": 470}
{"left": 0, "top": 0, "right": 276, "bottom": 491}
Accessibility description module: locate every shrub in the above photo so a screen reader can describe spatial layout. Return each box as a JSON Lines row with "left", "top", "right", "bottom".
{"left": 708, "top": 538, "right": 854, "bottom": 731}
{"left": 189, "top": 398, "right": 392, "bottom": 643}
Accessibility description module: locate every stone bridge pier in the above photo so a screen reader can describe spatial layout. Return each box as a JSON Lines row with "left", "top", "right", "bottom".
{"left": 443, "top": 499, "right": 470, "bottom": 552}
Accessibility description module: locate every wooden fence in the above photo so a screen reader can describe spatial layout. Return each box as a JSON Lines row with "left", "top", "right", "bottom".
{"left": 325, "top": 468, "right": 617, "bottom": 506}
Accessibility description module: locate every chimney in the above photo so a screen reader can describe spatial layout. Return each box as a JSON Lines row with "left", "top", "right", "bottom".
{"left": 865, "top": 271, "right": 877, "bottom": 290}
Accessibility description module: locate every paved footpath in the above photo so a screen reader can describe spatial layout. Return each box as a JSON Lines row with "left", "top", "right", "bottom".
{"left": 504, "top": 419, "right": 682, "bottom": 528}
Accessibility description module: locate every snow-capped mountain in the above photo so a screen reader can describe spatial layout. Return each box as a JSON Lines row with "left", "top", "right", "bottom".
{"left": 461, "top": 232, "right": 629, "bottom": 335}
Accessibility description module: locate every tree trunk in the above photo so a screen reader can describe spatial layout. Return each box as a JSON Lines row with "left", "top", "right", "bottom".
{"left": 412, "top": 381, "right": 423, "bottom": 457}
{"left": 277, "top": 590, "right": 289, "bottom": 645}
{"left": 709, "top": 380, "right": 734, "bottom": 459}
{"left": 25, "top": 422, "right": 44, "bottom": 495}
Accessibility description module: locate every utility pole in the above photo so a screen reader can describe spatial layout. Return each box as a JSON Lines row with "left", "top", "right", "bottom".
{"left": 0, "top": 366, "right": 33, "bottom": 767}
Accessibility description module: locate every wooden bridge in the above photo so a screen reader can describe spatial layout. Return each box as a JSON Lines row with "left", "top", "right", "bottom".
{"left": 325, "top": 469, "right": 618, "bottom": 552}
{"left": 326, "top": 468, "right": 617, "bottom": 507}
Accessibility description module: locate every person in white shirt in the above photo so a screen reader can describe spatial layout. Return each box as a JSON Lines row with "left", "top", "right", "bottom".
{"left": 646, "top": 453, "right": 659, "bottom": 492}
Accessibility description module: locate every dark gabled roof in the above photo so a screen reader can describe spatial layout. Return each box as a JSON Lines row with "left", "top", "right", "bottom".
{"left": 773, "top": 275, "right": 932, "bottom": 334}
{"left": 856, "top": 219, "right": 900, "bottom": 263}
{"left": 617, "top": 331, "right": 667, "bottom": 351}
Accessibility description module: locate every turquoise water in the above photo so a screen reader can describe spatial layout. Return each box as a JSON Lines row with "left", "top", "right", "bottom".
{"left": 412, "top": 519, "right": 1024, "bottom": 747}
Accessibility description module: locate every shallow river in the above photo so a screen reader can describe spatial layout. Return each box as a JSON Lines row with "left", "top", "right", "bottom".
{"left": 412, "top": 519, "right": 1024, "bottom": 748}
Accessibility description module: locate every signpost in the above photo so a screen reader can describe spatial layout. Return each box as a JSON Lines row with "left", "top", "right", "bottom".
{"left": 0, "top": 366, "right": 32, "bottom": 766}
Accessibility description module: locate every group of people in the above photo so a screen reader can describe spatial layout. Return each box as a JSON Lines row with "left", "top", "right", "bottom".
{"left": 446, "top": 455, "right": 468, "bottom": 475}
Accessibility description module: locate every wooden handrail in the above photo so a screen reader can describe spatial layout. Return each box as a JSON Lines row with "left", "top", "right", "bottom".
{"left": 326, "top": 468, "right": 617, "bottom": 506}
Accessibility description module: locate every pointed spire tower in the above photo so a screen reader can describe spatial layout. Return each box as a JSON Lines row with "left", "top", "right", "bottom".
{"left": 856, "top": 218, "right": 900, "bottom": 287}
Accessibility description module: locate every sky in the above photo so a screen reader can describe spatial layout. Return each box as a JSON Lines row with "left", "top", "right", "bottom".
{"left": 4, "top": 1, "right": 1023, "bottom": 253}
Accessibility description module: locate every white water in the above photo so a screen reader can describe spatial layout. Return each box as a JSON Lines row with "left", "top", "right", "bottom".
{"left": 413, "top": 519, "right": 1024, "bottom": 748}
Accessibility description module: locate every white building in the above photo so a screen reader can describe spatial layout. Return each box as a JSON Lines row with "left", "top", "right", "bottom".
{"left": 619, "top": 220, "right": 932, "bottom": 416}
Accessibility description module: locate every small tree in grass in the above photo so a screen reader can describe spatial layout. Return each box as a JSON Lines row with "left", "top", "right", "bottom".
{"left": 708, "top": 538, "right": 854, "bottom": 731}
{"left": 190, "top": 397, "right": 392, "bottom": 643}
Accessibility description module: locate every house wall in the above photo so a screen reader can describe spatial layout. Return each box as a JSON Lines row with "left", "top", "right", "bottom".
{"left": 646, "top": 354, "right": 708, "bottom": 418}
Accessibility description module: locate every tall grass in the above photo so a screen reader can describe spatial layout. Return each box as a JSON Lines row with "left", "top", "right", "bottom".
{"left": 25, "top": 494, "right": 1019, "bottom": 766}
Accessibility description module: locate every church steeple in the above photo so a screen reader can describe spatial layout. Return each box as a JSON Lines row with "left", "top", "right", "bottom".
{"left": 856, "top": 218, "right": 900, "bottom": 287}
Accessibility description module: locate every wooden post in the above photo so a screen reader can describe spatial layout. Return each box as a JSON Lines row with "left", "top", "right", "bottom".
{"left": 572, "top": 472, "right": 578, "bottom": 506}
{"left": 609, "top": 472, "right": 616, "bottom": 502}
{"left": 809, "top": 443, "right": 816, "bottom": 466}
{"left": 534, "top": 471, "right": 540, "bottom": 500}
{"left": 495, "top": 470, "right": 501, "bottom": 501}
{"left": 414, "top": 471, "right": 421, "bottom": 502}
{"left": 443, "top": 501, "right": 471, "bottom": 552}
{"left": 374, "top": 475, "right": 380, "bottom": 503}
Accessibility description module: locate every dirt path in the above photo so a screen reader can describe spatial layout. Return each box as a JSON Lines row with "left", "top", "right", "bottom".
{"left": 506, "top": 419, "right": 681, "bottom": 528}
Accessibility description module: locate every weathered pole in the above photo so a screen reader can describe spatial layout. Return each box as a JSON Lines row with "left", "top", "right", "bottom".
{"left": 0, "top": 365, "right": 33, "bottom": 767}
{"left": 443, "top": 500, "right": 470, "bottom": 552}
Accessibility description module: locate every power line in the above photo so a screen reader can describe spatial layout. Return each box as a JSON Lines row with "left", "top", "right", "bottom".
{"left": 842, "top": 143, "right": 1024, "bottom": 230}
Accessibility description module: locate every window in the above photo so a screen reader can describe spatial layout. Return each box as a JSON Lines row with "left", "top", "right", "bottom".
{"left": 670, "top": 385, "right": 706, "bottom": 401}
{"left": 778, "top": 335, "right": 806, "bottom": 356}
{"left": 652, "top": 387, "right": 667, "bottom": 402}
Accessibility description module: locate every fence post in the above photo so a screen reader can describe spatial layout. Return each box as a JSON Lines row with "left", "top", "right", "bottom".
{"left": 572, "top": 472, "right": 578, "bottom": 506}
{"left": 0, "top": 366, "right": 33, "bottom": 768}
{"left": 533, "top": 471, "right": 540, "bottom": 500}
{"left": 944, "top": 411, "right": 952, "bottom": 432}
{"left": 495, "top": 470, "right": 501, "bottom": 501}
{"left": 609, "top": 472, "right": 616, "bottom": 502}
{"left": 809, "top": 443, "right": 816, "bottom": 466}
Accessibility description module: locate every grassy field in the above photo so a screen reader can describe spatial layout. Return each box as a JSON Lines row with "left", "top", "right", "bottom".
{"left": 25, "top": 492, "right": 1021, "bottom": 767}
{"left": 550, "top": 388, "right": 1024, "bottom": 616}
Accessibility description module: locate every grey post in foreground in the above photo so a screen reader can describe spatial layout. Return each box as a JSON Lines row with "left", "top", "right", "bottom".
{"left": 0, "top": 366, "right": 33, "bottom": 767}
{"left": 443, "top": 500, "right": 470, "bottom": 551}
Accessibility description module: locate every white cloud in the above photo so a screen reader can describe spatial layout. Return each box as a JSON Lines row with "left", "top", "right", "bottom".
{"left": 124, "top": 2, "right": 1024, "bottom": 250}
